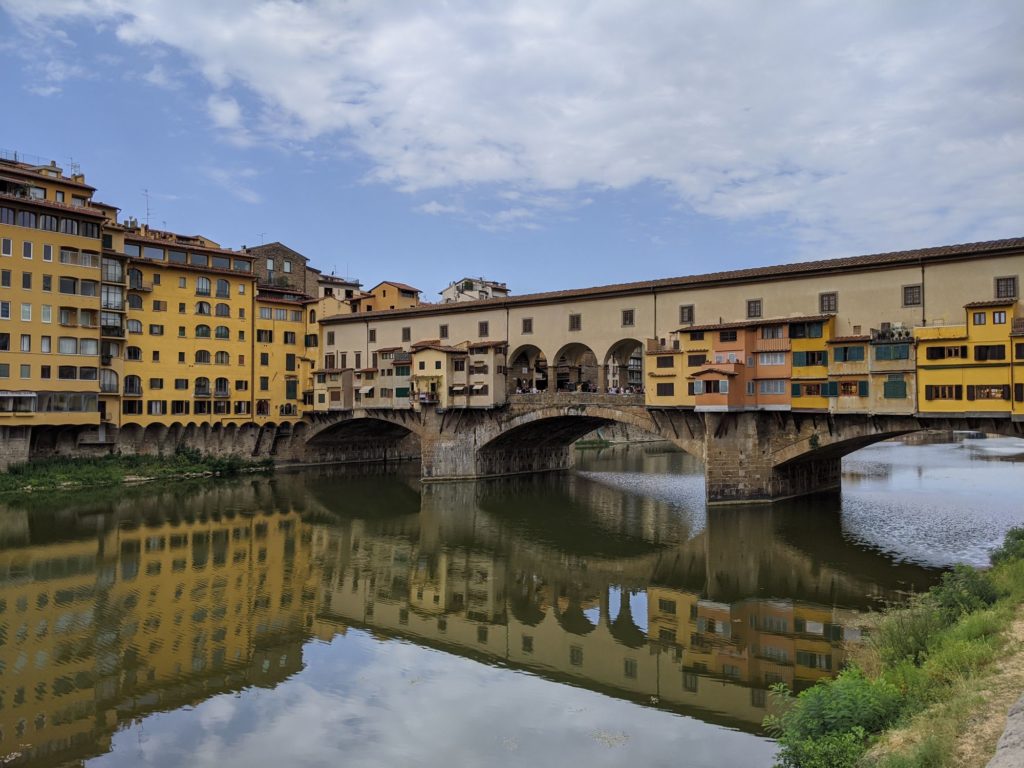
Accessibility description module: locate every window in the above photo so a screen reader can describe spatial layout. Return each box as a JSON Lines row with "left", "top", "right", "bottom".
{"left": 195, "top": 350, "right": 211, "bottom": 364}
{"left": 759, "top": 379, "right": 786, "bottom": 395}
{"left": 196, "top": 324, "right": 211, "bottom": 338}
{"left": 833, "top": 345, "right": 865, "bottom": 362}
{"left": 215, "top": 303, "right": 230, "bottom": 317}
{"left": 196, "top": 277, "right": 212, "bottom": 296}
{"left": 259, "top": 376, "right": 269, "bottom": 391}
{"left": 974, "top": 344, "right": 1006, "bottom": 361}
{"left": 973, "top": 311, "right": 986, "bottom": 325}
{"left": 259, "top": 307, "right": 272, "bottom": 320}
{"left": 569, "top": 313, "right": 581, "bottom": 332}
{"left": 58, "top": 276, "right": 77, "bottom": 295}
{"left": 260, "top": 353, "right": 269, "bottom": 366}
{"left": 23, "top": 241, "right": 32, "bottom": 259}
{"left": 924, "top": 384, "right": 962, "bottom": 400}
{"left": 21, "top": 272, "right": 31, "bottom": 290}
{"left": 995, "top": 276, "right": 1018, "bottom": 299}
{"left": 256, "top": 329, "right": 273, "bottom": 343}
{"left": 42, "top": 245, "right": 52, "bottom": 262}
{"left": 819, "top": 292, "right": 837, "bottom": 313}
{"left": 883, "top": 375, "right": 907, "bottom": 399}
{"left": 40, "top": 335, "right": 50, "bottom": 352}
{"left": 902, "top": 284, "right": 922, "bottom": 306}
{"left": 1, "top": 238, "right": 10, "bottom": 256}
{"left": 478, "top": 321, "right": 489, "bottom": 337}
{"left": 149, "top": 324, "right": 164, "bottom": 336}
{"left": 215, "top": 325, "right": 230, "bottom": 339}
{"left": 215, "top": 351, "right": 230, "bottom": 365}
{"left": 679, "top": 304, "right": 694, "bottom": 324}
{"left": 720, "top": 330, "right": 737, "bottom": 342}
{"left": 746, "top": 299, "right": 762, "bottom": 318}
{"left": 149, "top": 378, "right": 164, "bottom": 390}
{"left": 401, "top": 327, "right": 411, "bottom": 342}
{"left": 874, "top": 343, "right": 910, "bottom": 360}
{"left": 196, "top": 301, "right": 211, "bottom": 315}
{"left": 439, "top": 324, "right": 449, "bottom": 339}
{"left": 126, "top": 346, "right": 142, "bottom": 361}
{"left": 216, "top": 279, "right": 230, "bottom": 298}
{"left": 0, "top": 300, "right": 9, "bottom": 319}
{"left": 19, "top": 334, "right": 30, "bottom": 352}
{"left": 993, "top": 311, "right": 1007, "bottom": 325}
{"left": 656, "top": 355, "right": 674, "bottom": 368}
{"left": 20, "top": 303, "right": 30, "bottom": 321}
{"left": 761, "top": 325, "right": 783, "bottom": 339}
{"left": 687, "top": 353, "right": 706, "bottom": 367}
{"left": 42, "top": 274, "right": 51, "bottom": 291}
{"left": 621, "top": 309, "right": 634, "bottom": 327}
{"left": 793, "top": 350, "right": 828, "bottom": 366}
{"left": 284, "top": 331, "right": 296, "bottom": 344}
{"left": 656, "top": 382, "right": 675, "bottom": 396}
{"left": 758, "top": 352, "right": 785, "bottom": 366}
{"left": 283, "top": 260, "right": 292, "bottom": 273}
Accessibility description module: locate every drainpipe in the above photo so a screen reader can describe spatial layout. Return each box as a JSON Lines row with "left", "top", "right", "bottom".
{"left": 919, "top": 257, "right": 926, "bottom": 327}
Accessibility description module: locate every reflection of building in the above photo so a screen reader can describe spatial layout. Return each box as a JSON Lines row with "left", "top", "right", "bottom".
{"left": 0, "top": 507, "right": 316, "bottom": 767}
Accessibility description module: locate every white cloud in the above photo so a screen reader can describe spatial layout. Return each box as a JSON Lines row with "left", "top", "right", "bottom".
{"left": 3, "top": 0, "right": 1023, "bottom": 253}
{"left": 417, "top": 200, "right": 462, "bottom": 215}
{"left": 205, "top": 166, "right": 262, "bottom": 204}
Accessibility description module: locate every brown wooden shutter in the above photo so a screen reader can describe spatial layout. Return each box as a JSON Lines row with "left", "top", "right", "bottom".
{"left": 955, "top": 385, "right": 963, "bottom": 400}
{"left": 966, "top": 385, "right": 975, "bottom": 401}
{"left": 1002, "top": 385, "right": 1011, "bottom": 400}
{"left": 925, "top": 385, "right": 935, "bottom": 401}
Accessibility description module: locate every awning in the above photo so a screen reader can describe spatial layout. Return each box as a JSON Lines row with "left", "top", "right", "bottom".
{"left": 358, "top": 386, "right": 374, "bottom": 395}
{"left": 471, "top": 383, "right": 485, "bottom": 391}
{"left": 0, "top": 391, "right": 37, "bottom": 398}
{"left": 450, "top": 385, "right": 466, "bottom": 392}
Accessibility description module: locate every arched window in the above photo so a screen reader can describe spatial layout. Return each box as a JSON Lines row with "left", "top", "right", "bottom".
{"left": 195, "top": 376, "right": 210, "bottom": 394}
{"left": 195, "top": 301, "right": 211, "bottom": 315}
{"left": 127, "top": 294, "right": 143, "bottom": 310}
{"left": 124, "top": 375, "right": 142, "bottom": 395}
{"left": 195, "top": 324, "right": 211, "bottom": 338}
{"left": 126, "top": 346, "right": 142, "bottom": 361}
{"left": 215, "top": 303, "right": 230, "bottom": 317}
{"left": 99, "top": 369, "right": 118, "bottom": 393}
{"left": 216, "top": 279, "right": 230, "bottom": 298}
{"left": 128, "top": 268, "right": 144, "bottom": 289}
{"left": 195, "top": 350, "right": 211, "bottom": 364}
{"left": 214, "top": 351, "right": 230, "bottom": 365}
{"left": 195, "top": 277, "right": 211, "bottom": 296}
{"left": 214, "top": 377, "right": 229, "bottom": 394}
{"left": 16, "top": 211, "right": 36, "bottom": 228}
{"left": 215, "top": 325, "right": 230, "bottom": 339}
{"left": 127, "top": 319, "right": 143, "bottom": 334}
{"left": 309, "top": 309, "right": 316, "bottom": 323}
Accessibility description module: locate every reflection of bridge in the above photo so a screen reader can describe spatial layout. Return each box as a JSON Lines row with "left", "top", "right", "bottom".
{"left": 290, "top": 394, "right": 1021, "bottom": 503}
{"left": 0, "top": 471, "right": 941, "bottom": 764}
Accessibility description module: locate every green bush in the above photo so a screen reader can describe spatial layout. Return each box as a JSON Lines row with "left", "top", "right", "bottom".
{"left": 772, "top": 727, "right": 867, "bottom": 768}
{"left": 930, "top": 565, "right": 1000, "bottom": 619}
{"left": 991, "top": 527, "right": 1024, "bottom": 565}
{"left": 769, "top": 667, "right": 902, "bottom": 739}
{"left": 872, "top": 597, "right": 951, "bottom": 666}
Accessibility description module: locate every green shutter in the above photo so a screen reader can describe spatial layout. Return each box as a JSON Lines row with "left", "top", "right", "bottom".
{"left": 285, "top": 380, "right": 298, "bottom": 400}
{"left": 792, "top": 351, "right": 807, "bottom": 367}
{"left": 850, "top": 346, "right": 865, "bottom": 362}
{"left": 791, "top": 383, "right": 801, "bottom": 397}
{"left": 966, "top": 385, "right": 975, "bottom": 401}
{"left": 808, "top": 323, "right": 822, "bottom": 338}
{"left": 858, "top": 380, "right": 869, "bottom": 397}
{"left": 883, "top": 380, "right": 906, "bottom": 399}
{"left": 396, "top": 387, "right": 410, "bottom": 398}
{"left": 821, "top": 351, "right": 828, "bottom": 366}
{"left": 875, "top": 345, "right": 891, "bottom": 361}
{"left": 894, "top": 344, "right": 910, "bottom": 360}
{"left": 834, "top": 347, "right": 846, "bottom": 363}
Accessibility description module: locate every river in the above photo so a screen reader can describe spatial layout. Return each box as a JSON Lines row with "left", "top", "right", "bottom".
{"left": 1, "top": 435, "right": 1023, "bottom": 767}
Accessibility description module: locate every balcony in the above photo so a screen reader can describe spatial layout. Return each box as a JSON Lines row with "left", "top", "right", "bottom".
{"left": 128, "top": 281, "right": 153, "bottom": 292}
{"left": 214, "top": 388, "right": 230, "bottom": 398}
{"left": 1013, "top": 318, "right": 1024, "bottom": 336}
{"left": 123, "top": 387, "right": 142, "bottom": 397}
{"left": 194, "top": 389, "right": 211, "bottom": 398}
{"left": 101, "top": 299, "right": 125, "bottom": 312}
{"left": 754, "top": 337, "right": 791, "bottom": 352}
{"left": 101, "top": 325, "right": 125, "bottom": 338}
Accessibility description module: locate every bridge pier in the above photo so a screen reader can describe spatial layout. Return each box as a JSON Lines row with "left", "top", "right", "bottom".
{"left": 702, "top": 411, "right": 843, "bottom": 504}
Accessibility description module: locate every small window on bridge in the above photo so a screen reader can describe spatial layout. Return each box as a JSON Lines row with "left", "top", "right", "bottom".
{"left": 656, "top": 383, "right": 674, "bottom": 396}
{"left": 621, "top": 309, "right": 634, "bottom": 327}
{"left": 679, "top": 304, "right": 694, "bottom": 324}
{"left": 656, "top": 356, "right": 674, "bottom": 368}
{"left": 568, "top": 313, "right": 582, "bottom": 332}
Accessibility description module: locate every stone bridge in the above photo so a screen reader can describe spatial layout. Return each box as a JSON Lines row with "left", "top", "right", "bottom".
{"left": 284, "top": 393, "right": 1024, "bottom": 504}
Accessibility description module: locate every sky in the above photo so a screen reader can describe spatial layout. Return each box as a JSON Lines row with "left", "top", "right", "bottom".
{"left": 0, "top": 1, "right": 1021, "bottom": 299}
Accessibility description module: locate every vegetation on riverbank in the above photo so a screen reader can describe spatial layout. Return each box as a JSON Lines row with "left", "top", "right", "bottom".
{"left": 765, "top": 527, "right": 1024, "bottom": 768}
{"left": 0, "top": 448, "right": 273, "bottom": 494}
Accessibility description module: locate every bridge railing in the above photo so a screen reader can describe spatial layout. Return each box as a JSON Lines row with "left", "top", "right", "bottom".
{"left": 508, "top": 392, "right": 645, "bottom": 407}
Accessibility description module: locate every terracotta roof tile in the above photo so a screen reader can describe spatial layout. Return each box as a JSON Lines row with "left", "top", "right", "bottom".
{"left": 963, "top": 299, "right": 1018, "bottom": 308}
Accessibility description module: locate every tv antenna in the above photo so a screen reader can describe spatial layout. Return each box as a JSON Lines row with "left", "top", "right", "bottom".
{"left": 142, "top": 188, "right": 151, "bottom": 227}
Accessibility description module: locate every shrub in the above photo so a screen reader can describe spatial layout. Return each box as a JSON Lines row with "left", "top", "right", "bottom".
{"left": 930, "top": 565, "right": 1000, "bottom": 619}
{"left": 872, "top": 597, "right": 950, "bottom": 666}
{"left": 991, "top": 527, "right": 1024, "bottom": 565}
{"left": 772, "top": 727, "right": 866, "bottom": 768}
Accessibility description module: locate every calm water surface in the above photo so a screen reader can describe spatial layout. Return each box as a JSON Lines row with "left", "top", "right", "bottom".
{"left": 1, "top": 435, "right": 1023, "bottom": 767}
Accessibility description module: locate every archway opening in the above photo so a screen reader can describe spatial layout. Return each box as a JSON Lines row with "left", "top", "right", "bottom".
{"left": 508, "top": 344, "right": 549, "bottom": 393}
{"left": 603, "top": 338, "right": 644, "bottom": 394}
{"left": 553, "top": 342, "right": 599, "bottom": 393}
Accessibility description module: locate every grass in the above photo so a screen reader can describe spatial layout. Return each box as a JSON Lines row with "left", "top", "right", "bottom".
{"left": 765, "top": 527, "right": 1024, "bottom": 768}
{"left": 0, "top": 447, "right": 273, "bottom": 494}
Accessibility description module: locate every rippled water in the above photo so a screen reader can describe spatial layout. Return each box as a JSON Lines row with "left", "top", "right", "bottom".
{"left": 0, "top": 435, "right": 1021, "bottom": 767}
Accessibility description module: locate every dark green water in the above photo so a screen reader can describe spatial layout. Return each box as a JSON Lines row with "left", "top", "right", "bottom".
{"left": 1, "top": 436, "right": 1022, "bottom": 767}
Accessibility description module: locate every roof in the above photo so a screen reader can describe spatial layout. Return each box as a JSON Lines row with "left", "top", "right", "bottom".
{"left": 322, "top": 237, "right": 1024, "bottom": 324}
{"left": 964, "top": 299, "right": 1018, "bottom": 308}
{"left": 374, "top": 347, "right": 402, "bottom": 354}
{"left": 372, "top": 280, "right": 421, "bottom": 294}
{"left": 412, "top": 344, "right": 466, "bottom": 354}
{"left": 0, "top": 159, "right": 96, "bottom": 190}
{"left": 468, "top": 340, "right": 508, "bottom": 350}
{"left": 688, "top": 366, "right": 739, "bottom": 377}
{"left": 0, "top": 189, "right": 107, "bottom": 219}
{"left": 680, "top": 313, "right": 833, "bottom": 333}
{"left": 827, "top": 335, "right": 872, "bottom": 344}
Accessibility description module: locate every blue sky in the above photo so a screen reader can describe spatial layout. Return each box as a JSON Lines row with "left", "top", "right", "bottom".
{"left": 1, "top": 1, "right": 1021, "bottom": 299}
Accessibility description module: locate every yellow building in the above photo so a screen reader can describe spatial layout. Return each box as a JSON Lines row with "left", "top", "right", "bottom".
{"left": 253, "top": 287, "right": 312, "bottom": 422}
{"left": 916, "top": 300, "right": 1018, "bottom": 417}
{"left": 119, "top": 225, "right": 256, "bottom": 427}
{"left": 0, "top": 157, "right": 110, "bottom": 428}
{"left": 349, "top": 280, "right": 422, "bottom": 313}
{"left": 643, "top": 331, "right": 707, "bottom": 408}
{"left": 790, "top": 317, "right": 834, "bottom": 411}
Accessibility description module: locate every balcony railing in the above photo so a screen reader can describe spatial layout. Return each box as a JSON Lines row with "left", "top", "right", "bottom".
{"left": 194, "top": 389, "right": 211, "bottom": 398}
{"left": 123, "top": 387, "right": 142, "bottom": 397}
{"left": 101, "top": 325, "right": 125, "bottom": 338}
{"left": 1013, "top": 318, "right": 1024, "bottom": 335}
{"left": 214, "top": 388, "right": 230, "bottom": 398}
{"left": 128, "top": 281, "right": 153, "bottom": 292}
{"left": 754, "top": 337, "right": 791, "bottom": 352}
{"left": 101, "top": 300, "right": 124, "bottom": 311}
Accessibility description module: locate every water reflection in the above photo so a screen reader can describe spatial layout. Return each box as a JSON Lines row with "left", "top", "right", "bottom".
{"left": 0, "top": 456, "right": 957, "bottom": 767}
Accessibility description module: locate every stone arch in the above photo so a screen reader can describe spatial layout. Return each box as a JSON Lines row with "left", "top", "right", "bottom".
{"left": 508, "top": 344, "right": 549, "bottom": 392}
{"left": 602, "top": 337, "right": 644, "bottom": 393}
{"left": 552, "top": 342, "right": 599, "bottom": 393}
{"left": 303, "top": 414, "right": 423, "bottom": 466}
{"left": 141, "top": 423, "right": 166, "bottom": 455}
{"left": 770, "top": 415, "right": 921, "bottom": 468}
